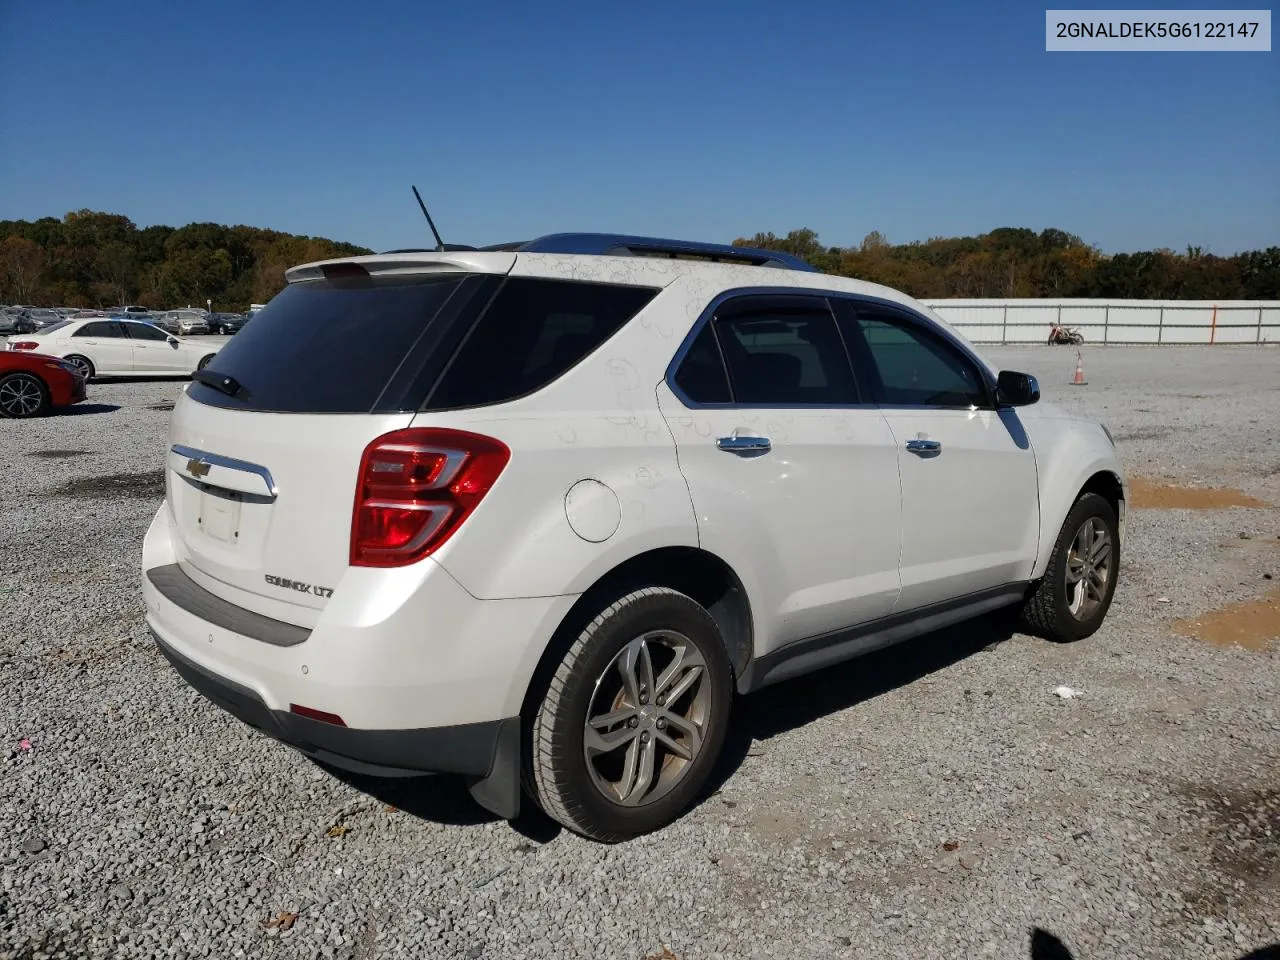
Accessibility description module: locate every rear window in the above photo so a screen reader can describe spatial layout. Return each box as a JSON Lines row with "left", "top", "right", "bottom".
{"left": 190, "top": 275, "right": 483, "bottom": 413}
{"left": 424, "top": 278, "right": 658, "bottom": 410}
{"left": 189, "top": 273, "right": 658, "bottom": 415}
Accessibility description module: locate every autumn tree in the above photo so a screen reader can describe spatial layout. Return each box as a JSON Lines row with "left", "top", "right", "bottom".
{"left": 1, "top": 237, "right": 48, "bottom": 303}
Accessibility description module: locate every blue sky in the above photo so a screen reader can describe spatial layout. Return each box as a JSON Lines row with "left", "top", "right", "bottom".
{"left": 1, "top": 0, "right": 1276, "bottom": 254}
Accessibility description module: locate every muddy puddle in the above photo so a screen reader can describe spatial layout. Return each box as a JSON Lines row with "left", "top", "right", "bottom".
{"left": 1130, "top": 478, "right": 1269, "bottom": 510}
{"left": 1175, "top": 589, "right": 1280, "bottom": 652}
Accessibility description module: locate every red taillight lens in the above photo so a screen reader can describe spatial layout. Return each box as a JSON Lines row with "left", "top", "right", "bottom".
{"left": 11, "top": 341, "right": 38, "bottom": 350}
{"left": 350, "top": 428, "right": 510, "bottom": 567}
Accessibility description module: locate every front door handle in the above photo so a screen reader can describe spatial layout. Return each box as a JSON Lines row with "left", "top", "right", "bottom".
{"left": 905, "top": 438, "right": 942, "bottom": 455}
{"left": 717, "top": 434, "right": 772, "bottom": 455}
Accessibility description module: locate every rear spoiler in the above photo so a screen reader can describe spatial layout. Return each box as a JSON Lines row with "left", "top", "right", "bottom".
{"left": 285, "top": 251, "right": 517, "bottom": 284}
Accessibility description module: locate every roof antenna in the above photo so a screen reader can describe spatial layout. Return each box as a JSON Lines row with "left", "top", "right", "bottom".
{"left": 411, "top": 185, "right": 445, "bottom": 252}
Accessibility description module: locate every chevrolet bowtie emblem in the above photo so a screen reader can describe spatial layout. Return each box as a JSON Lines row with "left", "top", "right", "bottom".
{"left": 186, "top": 458, "right": 211, "bottom": 478}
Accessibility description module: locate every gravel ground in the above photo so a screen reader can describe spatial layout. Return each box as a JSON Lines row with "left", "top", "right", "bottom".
{"left": 2, "top": 348, "right": 1278, "bottom": 960}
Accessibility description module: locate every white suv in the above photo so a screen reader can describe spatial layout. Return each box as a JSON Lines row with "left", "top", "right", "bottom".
{"left": 142, "top": 233, "right": 1125, "bottom": 841}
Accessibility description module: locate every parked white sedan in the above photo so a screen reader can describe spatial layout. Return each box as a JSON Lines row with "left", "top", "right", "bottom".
{"left": 5, "top": 319, "right": 224, "bottom": 381}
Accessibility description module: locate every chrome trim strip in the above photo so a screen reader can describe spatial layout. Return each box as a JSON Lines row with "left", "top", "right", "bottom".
{"left": 171, "top": 444, "right": 278, "bottom": 497}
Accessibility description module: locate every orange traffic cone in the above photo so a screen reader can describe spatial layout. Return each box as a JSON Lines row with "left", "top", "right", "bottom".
{"left": 1069, "top": 350, "right": 1087, "bottom": 386}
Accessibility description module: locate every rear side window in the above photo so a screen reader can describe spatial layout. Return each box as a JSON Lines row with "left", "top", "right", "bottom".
{"left": 716, "top": 309, "right": 857, "bottom": 405}
{"left": 425, "top": 278, "right": 658, "bottom": 410}
{"left": 75, "top": 321, "right": 123, "bottom": 337}
{"left": 190, "top": 275, "right": 479, "bottom": 413}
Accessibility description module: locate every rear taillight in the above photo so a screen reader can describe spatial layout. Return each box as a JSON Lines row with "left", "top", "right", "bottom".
{"left": 350, "top": 428, "right": 510, "bottom": 567}
{"left": 11, "top": 341, "right": 38, "bottom": 350}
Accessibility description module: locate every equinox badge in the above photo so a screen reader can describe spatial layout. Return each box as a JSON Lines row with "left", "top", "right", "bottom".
{"left": 265, "top": 574, "right": 334, "bottom": 599}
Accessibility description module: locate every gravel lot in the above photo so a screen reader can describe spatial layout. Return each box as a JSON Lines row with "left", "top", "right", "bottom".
{"left": 3, "top": 347, "right": 1278, "bottom": 960}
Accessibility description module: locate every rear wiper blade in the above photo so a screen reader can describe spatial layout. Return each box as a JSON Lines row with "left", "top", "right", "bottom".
{"left": 191, "top": 368, "right": 245, "bottom": 398}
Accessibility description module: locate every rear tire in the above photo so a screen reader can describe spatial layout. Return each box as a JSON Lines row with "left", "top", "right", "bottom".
{"left": 197, "top": 355, "right": 215, "bottom": 371}
{"left": 529, "top": 587, "right": 733, "bottom": 842}
{"left": 65, "top": 354, "right": 94, "bottom": 381}
{"left": 1020, "top": 492, "right": 1119, "bottom": 643}
{"left": 0, "top": 372, "right": 51, "bottom": 418}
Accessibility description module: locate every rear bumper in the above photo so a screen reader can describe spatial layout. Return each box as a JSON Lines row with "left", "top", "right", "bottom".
{"left": 142, "top": 503, "right": 578, "bottom": 817}
{"left": 152, "top": 628, "right": 515, "bottom": 781}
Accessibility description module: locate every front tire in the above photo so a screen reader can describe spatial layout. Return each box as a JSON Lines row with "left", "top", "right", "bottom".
{"left": 0, "top": 372, "right": 52, "bottom": 418}
{"left": 1020, "top": 492, "right": 1120, "bottom": 642}
{"left": 196, "top": 354, "right": 215, "bottom": 371}
{"left": 529, "top": 587, "right": 733, "bottom": 842}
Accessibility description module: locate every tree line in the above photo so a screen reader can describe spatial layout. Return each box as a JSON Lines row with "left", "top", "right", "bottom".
{"left": 0, "top": 210, "right": 371, "bottom": 310}
{"left": 733, "top": 227, "right": 1280, "bottom": 300}
{"left": 1, "top": 212, "right": 1275, "bottom": 308}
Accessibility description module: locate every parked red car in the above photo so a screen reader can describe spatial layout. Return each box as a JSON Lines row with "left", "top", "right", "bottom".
{"left": 0, "top": 350, "right": 87, "bottom": 418}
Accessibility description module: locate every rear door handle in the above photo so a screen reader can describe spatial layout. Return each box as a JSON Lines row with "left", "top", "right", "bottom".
{"left": 717, "top": 434, "right": 772, "bottom": 455}
{"left": 905, "top": 438, "right": 942, "bottom": 454}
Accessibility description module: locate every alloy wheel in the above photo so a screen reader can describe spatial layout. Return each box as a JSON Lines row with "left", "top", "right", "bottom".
{"left": 0, "top": 374, "right": 44, "bottom": 417}
{"left": 1064, "top": 516, "right": 1112, "bottom": 620}
{"left": 583, "top": 630, "right": 710, "bottom": 807}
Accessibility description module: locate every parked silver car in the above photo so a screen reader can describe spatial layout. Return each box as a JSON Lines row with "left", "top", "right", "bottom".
{"left": 154, "top": 310, "right": 210, "bottom": 336}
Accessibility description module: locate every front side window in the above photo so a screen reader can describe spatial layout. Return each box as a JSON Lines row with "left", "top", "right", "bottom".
{"left": 125, "top": 322, "right": 169, "bottom": 341}
{"left": 847, "top": 309, "right": 988, "bottom": 407}
{"left": 714, "top": 307, "right": 857, "bottom": 405}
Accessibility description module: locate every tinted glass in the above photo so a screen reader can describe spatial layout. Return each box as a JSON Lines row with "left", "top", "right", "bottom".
{"left": 125, "top": 322, "right": 169, "bottom": 341}
{"left": 673, "top": 323, "right": 730, "bottom": 403}
{"left": 36, "top": 320, "right": 71, "bottom": 334}
{"left": 74, "top": 321, "right": 117, "bottom": 337}
{"left": 189, "top": 275, "right": 473, "bottom": 413}
{"left": 851, "top": 311, "right": 987, "bottom": 407}
{"left": 715, "top": 309, "right": 856, "bottom": 405}
{"left": 427, "top": 278, "right": 658, "bottom": 410}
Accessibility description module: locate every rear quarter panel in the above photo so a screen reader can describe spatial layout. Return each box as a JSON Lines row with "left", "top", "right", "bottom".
{"left": 421, "top": 273, "right": 700, "bottom": 601}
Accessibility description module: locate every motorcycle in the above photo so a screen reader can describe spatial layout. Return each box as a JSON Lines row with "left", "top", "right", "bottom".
{"left": 1048, "top": 324, "right": 1084, "bottom": 345}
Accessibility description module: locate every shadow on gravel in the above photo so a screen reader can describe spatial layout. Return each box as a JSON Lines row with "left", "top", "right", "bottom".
{"left": 56, "top": 469, "right": 165, "bottom": 499}
{"left": 27, "top": 449, "right": 96, "bottom": 458}
{"left": 91, "top": 376, "right": 188, "bottom": 384}
{"left": 314, "top": 764, "right": 563, "bottom": 844}
{"left": 320, "top": 613, "right": 1019, "bottom": 845}
{"left": 57, "top": 403, "right": 120, "bottom": 416}
{"left": 707, "top": 612, "right": 1017, "bottom": 798}
{"left": 1030, "top": 927, "right": 1278, "bottom": 960}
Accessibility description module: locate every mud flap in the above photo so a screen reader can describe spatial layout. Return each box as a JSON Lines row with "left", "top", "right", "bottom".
{"left": 466, "top": 716, "right": 522, "bottom": 819}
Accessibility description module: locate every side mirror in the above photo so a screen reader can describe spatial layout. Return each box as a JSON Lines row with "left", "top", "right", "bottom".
{"left": 996, "top": 370, "right": 1040, "bottom": 407}
{"left": 168, "top": 337, "right": 179, "bottom": 346}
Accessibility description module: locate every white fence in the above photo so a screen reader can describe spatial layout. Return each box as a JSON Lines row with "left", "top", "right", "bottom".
{"left": 922, "top": 299, "right": 1280, "bottom": 345}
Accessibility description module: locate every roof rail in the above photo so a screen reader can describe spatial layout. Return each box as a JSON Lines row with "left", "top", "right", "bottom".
{"left": 510, "top": 233, "right": 816, "bottom": 271}
{"left": 379, "top": 233, "right": 817, "bottom": 271}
